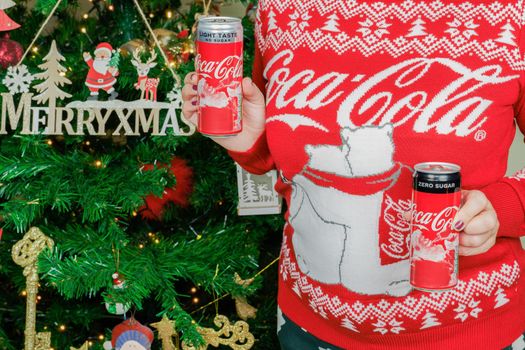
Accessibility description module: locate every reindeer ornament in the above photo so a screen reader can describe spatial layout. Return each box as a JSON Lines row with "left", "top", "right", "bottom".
{"left": 131, "top": 49, "right": 160, "bottom": 101}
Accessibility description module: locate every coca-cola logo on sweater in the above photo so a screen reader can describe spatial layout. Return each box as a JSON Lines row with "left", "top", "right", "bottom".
{"left": 196, "top": 54, "right": 243, "bottom": 81}
{"left": 264, "top": 50, "right": 519, "bottom": 137}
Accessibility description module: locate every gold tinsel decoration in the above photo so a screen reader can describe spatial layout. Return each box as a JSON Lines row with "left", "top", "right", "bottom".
{"left": 151, "top": 315, "right": 179, "bottom": 350}
{"left": 11, "top": 227, "right": 54, "bottom": 350}
{"left": 120, "top": 38, "right": 146, "bottom": 57}
{"left": 233, "top": 273, "right": 257, "bottom": 321}
{"left": 35, "top": 332, "right": 51, "bottom": 350}
{"left": 181, "top": 315, "right": 254, "bottom": 350}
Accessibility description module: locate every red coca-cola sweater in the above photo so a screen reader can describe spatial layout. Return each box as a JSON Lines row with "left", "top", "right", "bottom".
{"left": 229, "top": 1, "right": 525, "bottom": 349}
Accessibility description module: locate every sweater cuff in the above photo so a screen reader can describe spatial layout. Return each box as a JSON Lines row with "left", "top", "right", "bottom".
{"left": 227, "top": 132, "right": 274, "bottom": 175}
{"left": 481, "top": 181, "right": 525, "bottom": 237}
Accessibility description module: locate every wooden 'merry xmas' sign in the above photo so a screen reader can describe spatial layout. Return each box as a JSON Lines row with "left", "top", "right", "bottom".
{"left": 1, "top": 40, "right": 192, "bottom": 137}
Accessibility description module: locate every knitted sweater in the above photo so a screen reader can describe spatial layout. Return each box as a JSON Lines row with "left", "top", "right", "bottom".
{"left": 229, "top": 1, "right": 525, "bottom": 349}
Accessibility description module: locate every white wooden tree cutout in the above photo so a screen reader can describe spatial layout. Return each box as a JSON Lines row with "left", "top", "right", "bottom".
{"left": 33, "top": 40, "right": 72, "bottom": 105}
{"left": 0, "top": 0, "right": 16, "bottom": 10}
{"left": 236, "top": 163, "right": 281, "bottom": 216}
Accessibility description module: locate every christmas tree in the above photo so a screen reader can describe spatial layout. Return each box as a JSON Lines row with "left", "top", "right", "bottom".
{"left": 407, "top": 17, "right": 427, "bottom": 37}
{"left": 495, "top": 22, "right": 517, "bottom": 46}
{"left": 0, "top": 1, "right": 282, "bottom": 349}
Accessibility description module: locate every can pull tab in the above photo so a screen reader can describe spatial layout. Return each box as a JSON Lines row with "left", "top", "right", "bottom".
{"left": 430, "top": 165, "right": 446, "bottom": 171}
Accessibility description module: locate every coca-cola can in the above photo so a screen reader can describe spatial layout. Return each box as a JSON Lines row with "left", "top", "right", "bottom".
{"left": 195, "top": 17, "right": 243, "bottom": 137}
{"left": 410, "top": 162, "right": 462, "bottom": 291}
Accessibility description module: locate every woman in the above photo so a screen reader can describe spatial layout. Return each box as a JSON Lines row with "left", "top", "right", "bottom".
{"left": 183, "top": 1, "right": 525, "bottom": 348}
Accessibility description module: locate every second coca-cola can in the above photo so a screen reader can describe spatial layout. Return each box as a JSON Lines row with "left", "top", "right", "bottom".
{"left": 195, "top": 16, "right": 243, "bottom": 137}
{"left": 410, "top": 162, "right": 462, "bottom": 291}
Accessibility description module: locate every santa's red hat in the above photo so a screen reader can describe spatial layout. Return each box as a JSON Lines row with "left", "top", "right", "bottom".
{"left": 95, "top": 42, "right": 114, "bottom": 56}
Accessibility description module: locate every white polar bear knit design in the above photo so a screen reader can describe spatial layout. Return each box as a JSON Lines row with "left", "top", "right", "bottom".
{"left": 288, "top": 124, "right": 411, "bottom": 296}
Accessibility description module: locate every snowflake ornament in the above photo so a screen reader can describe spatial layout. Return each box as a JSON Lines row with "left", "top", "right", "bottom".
{"left": 167, "top": 84, "right": 183, "bottom": 109}
{"left": 3, "top": 64, "right": 34, "bottom": 94}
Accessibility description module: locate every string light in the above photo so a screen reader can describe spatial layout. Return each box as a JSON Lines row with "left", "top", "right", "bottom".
{"left": 58, "top": 324, "right": 66, "bottom": 331}
{"left": 32, "top": 46, "right": 39, "bottom": 53}
{"left": 82, "top": 13, "right": 89, "bottom": 19}
{"left": 108, "top": 4, "right": 115, "bottom": 11}
{"left": 132, "top": 211, "right": 137, "bottom": 217}
{"left": 192, "top": 297, "right": 200, "bottom": 304}
{"left": 98, "top": 334, "right": 104, "bottom": 340}
{"left": 166, "top": 10, "right": 173, "bottom": 19}
{"left": 148, "top": 232, "right": 154, "bottom": 237}
{"left": 154, "top": 238, "right": 160, "bottom": 244}
{"left": 37, "top": 295, "right": 42, "bottom": 300}
{"left": 94, "top": 160, "right": 103, "bottom": 168}
{"left": 149, "top": 13, "right": 154, "bottom": 18}
{"left": 21, "top": 290, "right": 27, "bottom": 296}
{"left": 189, "top": 226, "right": 203, "bottom": 240}
{"left": 88, "top": 342, "right": 93, "bottom": 346}
{"left": 85, "top": 140, "right": 91, "bottom": 146}
{"left": 80, "top": 27, "right": 87, "bottom": 34}
{"left": 138, "top": 244, "right": 144, "bottom": 249}
{"left": 190, "top": 287, "right": 197, "bottom": 294}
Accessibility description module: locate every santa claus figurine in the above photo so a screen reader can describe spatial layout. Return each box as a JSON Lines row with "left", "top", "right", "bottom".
{"left": 84, "top": 42, "right": 119, "bottom": 100}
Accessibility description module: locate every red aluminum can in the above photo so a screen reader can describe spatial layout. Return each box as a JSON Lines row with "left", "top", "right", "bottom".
{"left": 410, "top": 162, "right": 462, "bottom": 291}
{"left": 195, "top": 17, "right": 243, "bottom": 137}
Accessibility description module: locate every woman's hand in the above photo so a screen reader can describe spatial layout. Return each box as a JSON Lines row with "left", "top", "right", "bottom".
{"left": 404, "top": 190, "right": 499, "bottom": 256}
{"left": 181, "top": 72, "right": 266, "bottom": 152}
{"left": 454, "top": 190, "right": 499, "bottom": 256}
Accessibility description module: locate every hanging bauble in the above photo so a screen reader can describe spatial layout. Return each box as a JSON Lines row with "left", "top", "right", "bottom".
{"left": 119, "top": 39, "right": 146, "bottom": 57}
{"left": 246, "top": 3, "right": 257, "bottom": 23}
{"left": 150, "top": 28, "right": 177, "bottom": 49}
{"left": 104, "top": 272, "right": 130, "bottom": 315}
{"left": 0, "top": 33, "right": 22, "bottom": 68}
{"left": 111, "top": 317, "right": 154, "bottom": 350}
{"left": 177, "top": 29, "right": 189, "bottom": 39}
{"left": 104, "top": 294, "right": 131, "bottom": 315}
{"left": 140, "top": 157, "right": 193, "bottom": 220}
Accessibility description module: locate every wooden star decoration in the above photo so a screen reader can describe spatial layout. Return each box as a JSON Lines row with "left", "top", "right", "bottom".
{"left": 151, "top": 315, "right": 177, "bottom": 350}
{"left": 70, "top": 341, "right": 89, "bottom": 350}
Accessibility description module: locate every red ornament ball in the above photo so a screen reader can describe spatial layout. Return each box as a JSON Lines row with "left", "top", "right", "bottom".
{"left": 140, "top": 157, "right": 193, "bottom": 220}
{"left": 0, "top": 34, "right": 22, "bottom": 69}
{"left": 111, "top": 317, "right": 153, "bottom": 349}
